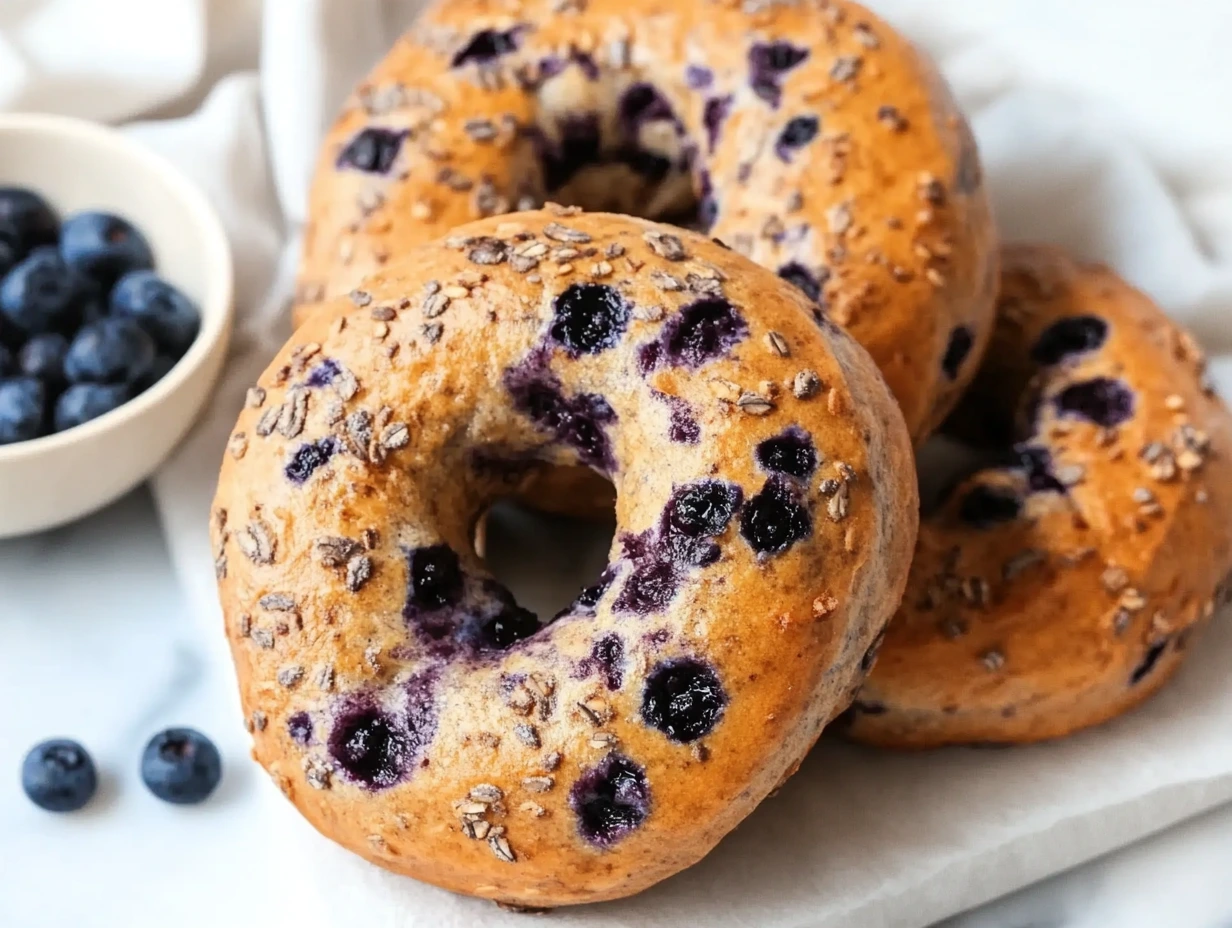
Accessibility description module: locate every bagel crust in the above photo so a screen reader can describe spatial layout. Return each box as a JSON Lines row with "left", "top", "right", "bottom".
{"left": 294, "top": 0, "right": 997, "bottom": 442}
{"left": 213, "top": 210, "right": 917, "bottom": 905}
{"left": 848, "top": 245, "right": 1232, "bottom": 748}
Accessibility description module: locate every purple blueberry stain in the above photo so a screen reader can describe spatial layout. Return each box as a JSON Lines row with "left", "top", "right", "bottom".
{"left": 641, "top": 657, "right": 727, "bottom": 743}
{"left": 614, "top": 560, "right": 680, "bottom": 616}
{"left": 287, "top": 712, "right": 313, "bottom": 745}
{"left": 652, "top": 390, "right": 700, "bottom": 444}
{"left": 775, "top": 115, "right": 820, "bottom": 162}
{"left": 561, "top": 566, "right": 618, "bottom": 619}
{"left": 778, "top": 262, "right": 824, "bottom": 303}
{"left": 451, "top": 27, "right": 524, "bottom": 67}
{"left": 697, "top": 170, "right": 718, "bottom": 232}
{"left": 659, "top": 298, "right": 748, "bottom": 369}
{"left": 504, "top": 356, "right": 618, "bottom": 472}
{"left": 304, "top": 358, "right": 340, "bottom": 388}
{"left": 942, "top": 326, "right": 974, "bottom": 380}
{"left": 336, "top": 128, "right": 408, "bottom": 175}
{"left": 584, "top": 633, "right": 625, "bottom": 690}
{"left": 569, "top": 752, "right": 650, "bottom": 847}
{"left": 686, "top": 65, "right": 714, "bottom": 89}
{"left": 327, "top": 702, "right": 411, "bottom": 791}
{"left": 1015, "top": 446, "right": 1066, "bottom": 494}
{"left": 662, "top": 479, "right": 743, "bottom": 568}
{"left": 739, "top": 476, "right": 811, "bottom": 556}
{"left": 550, "top": 283, "right": 631, "bottom": 355}
{"left": 756, "top": 426, "right": 818, "bottom": 479}
{"left": 958, "top": 485, "right": 1022, "bottom": 528}
{"left": 748, "top": 41, "right": 809, "bottom": 107}
{"left": 1054, "top": 377, "right": 1134, "bottom": 428}
{"left": 285, "top": 437, "right": 339, "bottom": 484}
{"left": 1031, "top": 315, "right": 1109, "bottom": 366}
{"left": 703, "top": 96, "right": 732, "bottom": 153}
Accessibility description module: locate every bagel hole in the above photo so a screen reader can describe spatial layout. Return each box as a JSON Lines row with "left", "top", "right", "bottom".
{"left": 917, "top": 434, "right": 1016, "bottom": 517}
{"left": 477, "top": 477, "right": 617, "bottom": 620}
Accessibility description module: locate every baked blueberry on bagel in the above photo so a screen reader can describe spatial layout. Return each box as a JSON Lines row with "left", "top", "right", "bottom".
{"left": 294, "top": 0, "right": 998, "bottom": 442}
{"left": 848, "top": 245, "right": 1232, "bottom": 747}
{"left": 213, "top": 209, "right": 917, "bottom": 906}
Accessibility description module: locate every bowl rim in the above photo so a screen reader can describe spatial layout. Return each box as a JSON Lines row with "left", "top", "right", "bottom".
{"left": 0, "top": 111, "right": 234, "bottom": 462}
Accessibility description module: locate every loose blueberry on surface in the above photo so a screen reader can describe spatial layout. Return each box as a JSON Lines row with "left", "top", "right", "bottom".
{"left": 775, "top": 115, "right": 820, "bottom": 161}
{"left": 1031, "top": 315, "right": 1109, "bottom": 366}
{"left": 702, "top": 96, "right": 732, "bottom": 153}
{"left": 778, "top": 262, "right": 823, "bottom": 303}
{"left": 21, "top": 739, "right": 97, "bottom": 813}
{"left": 406, "top": 544, "right": 465, "bottom": 611}
{"left": 59, "top": 211, "right": 154, "bottom": 287}
{"left": 19, "top": 333, "right": 69, "bottom": 387}
{"left": 641, "top": 658, "right": 727, "bottom": 743}
{"left": 614, "top": 560, "right": 680, "bottom": 616}
{"left": 0, "top": 247, "right": 84, "bottom": 337}
{"left": 284, "top": 436, "right": 340, "bottom": 484}
{"left": 942, "top": 326, "right": 974, "bottom": 380}
{"left": 569, "top": 752, "right": 650, "bottom": 847}
{"left": 110, "top": 271, "right": 200, "bottom": 356}
{"left": 748, "top": 41, "right": 809, "bottom": 106}
{"left": 0, "top": 377, "right": 46, "bottom": 444}
{"left": 54, "top": 383, "right": 129, "bottom": 433}
{"left": 739, "top": 477, "right": 811, "bottom": 556}
{"left": 1131, "top": 640, "right": 1170, "bottom": 685}
{"left": 140, "top": 728, "right": 222, "bottom": 805}
{"left": 1053, "top": 377, "right": 1134, "bottom": 428}
{"left": 335, "top": 128, "right": 408, "bottom": 175}
{"left": 0, "top": 187, "right": 59, "bottom": 254}
{"left": 756, "top": 427, "right": 818, "bottom": 479}
{"left": 451, "top": 27, "right": 522, "bottom": 67}
{"left": 287, "top": 713, "right": 313, "bottom": 745}
{"left": 550, "top": 283, "right": 631, "bottom": 355}
{"left": 64, "top": 318, "right": 156, "bottom": 386}
{"left": 958, "top": 485, "right": 1022, "bottom": 528}
{"left": 660, "top": 298, "right": 748, "bottom": 369}
{"left": 328, "top": 705, "right": 410, "bottom": 790}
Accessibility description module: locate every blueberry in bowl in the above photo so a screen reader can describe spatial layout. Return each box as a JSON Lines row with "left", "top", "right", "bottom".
{"left": 0, "top": 112, "right": 232, "bottom": 539}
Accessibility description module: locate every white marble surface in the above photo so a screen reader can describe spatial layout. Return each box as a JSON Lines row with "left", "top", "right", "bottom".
{"left": 2, "top": 490, "right": 1232, "bottom": 928}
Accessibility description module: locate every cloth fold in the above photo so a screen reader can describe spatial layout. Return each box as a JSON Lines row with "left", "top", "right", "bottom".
{"left": 4, "top": 1, "right": 1231, "bottom": 925}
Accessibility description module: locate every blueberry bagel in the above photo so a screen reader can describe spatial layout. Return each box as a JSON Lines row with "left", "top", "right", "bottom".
{"left": 848, "top": 245, "right": 1232, "bottom": 748}
{"left": 293, "top": 0, "right": 998, "bottom": 442}
{"left": 213, "top": 209, "right": 917, "bottom": 905}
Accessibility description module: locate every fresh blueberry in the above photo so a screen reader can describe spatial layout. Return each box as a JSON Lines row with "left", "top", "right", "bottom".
{"left": 0, "top": 247, "right": 85, "bottom": 336}
{"left": 54, "top": 383, "right": 130, "bottom": 433}
{"left": 1031, "top": 315, "right": 1109, "bottom": 366}
{"left": 64, "top": 318, "right": 156, "bottom": 385}
{"left": 641, "top": 657, "right": 727, "bottom": 742}
{"left": 21, "top": 738, "right": 97, "bottom": 813}
{"left": 569, "top": 752, "right": 650, "bottom": 847}
{"left": 0, "top": 187, "right": 59, "bottom": 254}
{"left": 59, "top": 211, "right": 154, "bottom": 288}
{"left": 18, "top": 334, "right": 69, "bottom": 387}
{"left": 328, "top": 704, "right": 410, "bottom": 790}
{"left": 109, "top": 271, "right": 200, "bottom": 356}
{"left": 550, "top": 283, "right": 630, "bottom": 355}
{"left": 0, "top": 377, "right": 46, "bottom": 444}
{"left": 335, "top": 128, "right": 408, "bottom": 175}
{"left": 739, "top": 477, "right": 811, "bottom": 556}
{"left": 140, "top": 728, "right": 222, "bottom": 805}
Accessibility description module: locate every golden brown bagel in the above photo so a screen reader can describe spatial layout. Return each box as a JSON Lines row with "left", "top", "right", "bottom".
{"left": 213, "top": 209, "right": 917, "bottom": 905}
{"left": 847, "top": 244, "right": 1232, "bottom": 748}
{"left": 294, "top": 0, "right": 998, "bottom": 442}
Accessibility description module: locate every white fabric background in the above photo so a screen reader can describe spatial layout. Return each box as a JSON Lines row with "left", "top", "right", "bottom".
{"left": 3, "top": 1, "right": 1232, "bottom": 926}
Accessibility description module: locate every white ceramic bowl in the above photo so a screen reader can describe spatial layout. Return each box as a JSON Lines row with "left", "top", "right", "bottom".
{"left": 0, "top": 113, "right": 233, "bottom": 539}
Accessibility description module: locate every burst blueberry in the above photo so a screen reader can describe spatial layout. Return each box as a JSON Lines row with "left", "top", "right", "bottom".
{"left": 0, "top": 377, "right": 46, "bottom": 444}
{"left": 140, "top": 728, "right": 223, "bottom": 805}
{"left": 478, "top": 604, "right": 541, "bottom": 650}
{"left": 1054, "top": 377, "right": 1134, "bottom": 427}
{"left": 943, "top": 326, "right": 974, "bottom": 380}
{"left": 451, "top": 27, "right": 522, "bottom": 67}
{"left": 406, "top": 544, "right": 464, "bottom": 611}
{"left": 1031, "top": 315, "right": 1109, "bottom": 366}
{"left": 336, "top": 128, "right": 408, "bottom": 175}
{"left": 664, "top": 479, "right": 742, "bottom": 540}
{"left": 287, "top": 713, "right": 313, "bottom": 745}
{"left": 756, "top": 427, "right": 818, "bottom": 479}
{"left": 285, "top": 436, "right": 339, "bottom": 484}
{"left": 590, "top": 634, "right": 625, "bottom": 690}
{"left": 110, "top": 270, "right": 201, "bottom": 356}
{"left": 1131, "top": 639, "right": 1170, "bottom": 685}
{"left": 660, "top": 298, "right": 748, "bottom": 369}
{"left": 550, "top": 283, "right": 630, "bottom": 355}
{"left": 642, "top": 658, "right": 727, "bottom": 742}
{"left": 748, "top": 41, "right": 809, "bottom": 106}
{"left": 59, "top": 211, "right": 154, "bottom": 287}
{"left": 614, "top": 560, "right": 680, "bottom": 616}
{"left": 739, "top": 477, "right": 811, "bottom": 556}
{"left": 64, "top": 317, "right": 156, "bottom": 386}
{"left": 778, "top": 262, "right": 823, "bottom": 302}
{"left": 569, "top": 752, "right": 650, "bottom": 847}
{"left": 328, "top": 705, "right": 409, "bottom": 790}
{"left": 54, "top": 383, "right": 129, "bottom": 433}
{"left": 775, "top": 115, "right": 819, "bottom": 161}
{"left": 21, "top": 738, "right": 97, "bottom": 813}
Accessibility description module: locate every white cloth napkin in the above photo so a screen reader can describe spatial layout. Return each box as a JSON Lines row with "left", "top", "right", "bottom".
{"left": 5, "top": 1, "right": 1232, "bottom": 925}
